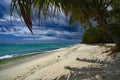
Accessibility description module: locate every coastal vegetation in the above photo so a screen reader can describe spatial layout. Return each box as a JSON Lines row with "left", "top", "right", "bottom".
{"left": 82, "top": 26, "right": 120, "bottom": 43}
{"left": 82, "top": 27, "right": 114, "bottom": 43}
{"left": 10, "top": 0, "right": 120, "bottom": 54}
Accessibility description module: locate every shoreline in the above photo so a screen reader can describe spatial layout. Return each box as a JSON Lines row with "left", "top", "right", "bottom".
{"left": 0, "top": 46, "right": 70, "bottom": 70}
{"left": 0, "top": 43, "right": 75, "bottom": 60}
{"left": 0, "top": 44, "right": 78, "bottom": 80}
{"left": 0, "top": 44, "right": 71, "bottom": 65}
{"left": 0, "top": 51, "right": 53, "bottom": 70}
{"left": 0, "top": 44, "right": 119, "bottom": 80}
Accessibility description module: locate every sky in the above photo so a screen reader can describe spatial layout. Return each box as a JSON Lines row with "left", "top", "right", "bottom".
{"left": 0, "top": 0, "right": 84, "bottom": 44}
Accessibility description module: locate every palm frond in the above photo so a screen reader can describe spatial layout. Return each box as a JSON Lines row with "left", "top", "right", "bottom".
{"left": 10, "top": 0, "right": 120, "bottom": 33}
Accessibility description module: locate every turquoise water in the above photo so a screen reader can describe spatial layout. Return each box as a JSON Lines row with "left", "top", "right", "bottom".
{"left": 0, "top": 43, "right": 74, "bottom": 59}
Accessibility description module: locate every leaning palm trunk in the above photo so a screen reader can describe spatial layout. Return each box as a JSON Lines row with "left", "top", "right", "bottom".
{"left": 105, "top": 23, "right": 120, "bottom": 51}
{"left": 97, "top": 17, "right": 120, "bottom": 54}
{"left": 97, "top": 15, "right": 120, "bottom": 53}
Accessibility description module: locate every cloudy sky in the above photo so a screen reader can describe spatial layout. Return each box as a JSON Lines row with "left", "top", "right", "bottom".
{"left": 0, "top": 0, "right": 84, "bottom": 44}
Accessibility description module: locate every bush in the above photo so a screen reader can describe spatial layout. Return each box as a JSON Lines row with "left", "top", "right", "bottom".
{"left": 82, "top": 27, "right": 114, "bottom": 43}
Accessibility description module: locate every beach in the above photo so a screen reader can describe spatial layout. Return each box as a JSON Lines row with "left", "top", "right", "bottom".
{"left": 0, "top": 44, "right": 120, "bottom": 80}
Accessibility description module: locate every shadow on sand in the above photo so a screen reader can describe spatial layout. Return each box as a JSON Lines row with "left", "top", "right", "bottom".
{"left": 54, "top": 57, "right": 120, "bottom": 80}
{"left": 76, "top": 58, "right": 111, "bottom": 64}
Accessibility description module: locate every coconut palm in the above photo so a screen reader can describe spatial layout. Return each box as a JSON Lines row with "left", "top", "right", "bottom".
{"left": 10, "top": 0, "right": 120, "bottom": 53}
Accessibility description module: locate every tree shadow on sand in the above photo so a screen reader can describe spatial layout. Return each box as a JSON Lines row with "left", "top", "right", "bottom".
{"left": 63, "top": 66, "right": 106, "bottom": 80}
{"left": 55, "top": 57, "right": 120, "bottom": 80}
{"left": 76, "top": 58, "right": 111, "bottom": 64}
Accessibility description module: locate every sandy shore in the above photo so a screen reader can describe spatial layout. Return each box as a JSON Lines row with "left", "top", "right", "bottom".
{"left": 0, "top": 44, "right": 120, "bottom": 80}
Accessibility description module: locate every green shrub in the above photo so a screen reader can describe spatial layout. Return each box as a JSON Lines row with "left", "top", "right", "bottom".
{"left": 82, "top": 27, "right": 114, "bottom": 43}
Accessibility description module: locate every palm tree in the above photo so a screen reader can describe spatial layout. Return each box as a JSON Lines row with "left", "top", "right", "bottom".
{"left": 10, "top": 0, "right": 120, "bottom": 53}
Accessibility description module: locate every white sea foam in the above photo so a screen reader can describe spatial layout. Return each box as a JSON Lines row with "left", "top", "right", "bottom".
{"left": 47, "top": 47, "right": 68, "bottom": 53}
{"left": 0, "top": 55, "right": 13, "bottom": 59}
{"left": 54, "top": 47, "right": 68, "bottom": 51}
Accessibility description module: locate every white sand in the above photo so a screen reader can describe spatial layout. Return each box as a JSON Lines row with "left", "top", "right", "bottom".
{"left": 0, "top": 44, "right": 120, "bottom": 80}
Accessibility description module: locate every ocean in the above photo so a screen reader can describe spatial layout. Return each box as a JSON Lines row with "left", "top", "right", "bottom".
{"left": 0, "top": 43, "right": 74, "bottom": 60}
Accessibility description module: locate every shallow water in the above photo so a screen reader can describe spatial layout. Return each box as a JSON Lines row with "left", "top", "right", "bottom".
{"left": 0, "top": 43, "right": 74, "bottom": 59}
